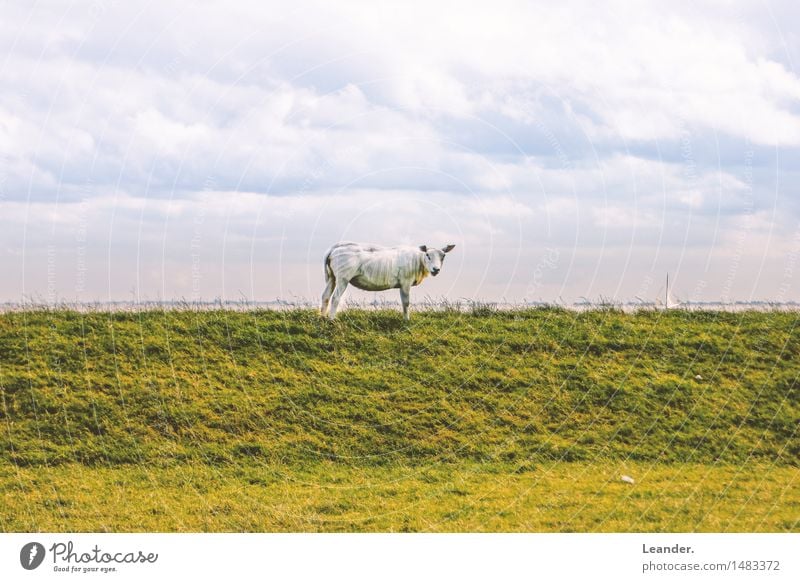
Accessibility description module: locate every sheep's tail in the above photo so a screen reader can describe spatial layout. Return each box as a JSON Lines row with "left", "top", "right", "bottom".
{"left": 323, "top": 247, "right": 335, "bottom": 281}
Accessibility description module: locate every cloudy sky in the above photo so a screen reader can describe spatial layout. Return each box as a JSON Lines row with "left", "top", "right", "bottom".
{"left": 2, "top": 0, "right": 800, "bottom": 304}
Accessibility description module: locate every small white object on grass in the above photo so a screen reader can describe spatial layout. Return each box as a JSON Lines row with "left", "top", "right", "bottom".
{"left": 621, "top": 475, "right": 635, "bottom": 484}
{"left": 695, "top": 374, "right": 703, "bottom": 380}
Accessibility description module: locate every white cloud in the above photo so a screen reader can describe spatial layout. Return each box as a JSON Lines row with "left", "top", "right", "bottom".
{"left": 2, "top": 0, "right": 800, "bottom": 301}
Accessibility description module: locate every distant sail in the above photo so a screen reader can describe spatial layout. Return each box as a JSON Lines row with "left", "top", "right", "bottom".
{"left": 661, "top": 273, "right": 681, "bottom": 309}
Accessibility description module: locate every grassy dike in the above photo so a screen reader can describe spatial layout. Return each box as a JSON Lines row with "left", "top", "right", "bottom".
{"left": 1, "top": 307, "right": 798, "bottom": 531}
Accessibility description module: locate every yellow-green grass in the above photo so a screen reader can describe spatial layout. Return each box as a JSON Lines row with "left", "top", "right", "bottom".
{"left": 2, "top": 461, "right": 797, "bottom": 532}
{"left": 1, "top": 307, "right": 798, "bottom": 531}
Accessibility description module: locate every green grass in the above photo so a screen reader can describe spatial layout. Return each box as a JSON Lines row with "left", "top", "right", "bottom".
{"left": 3, "top": 461, "right": 797, "bottom": 532}
{"left": 1, "top": 307, "right": 798, "bottom": 531}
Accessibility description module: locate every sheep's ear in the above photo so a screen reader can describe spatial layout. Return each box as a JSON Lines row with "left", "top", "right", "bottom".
{"left": 419, "top": 245, "right": 428, "bottom": 252}
{"left": 443, "top": 244, "right": 455, "bottom": 253}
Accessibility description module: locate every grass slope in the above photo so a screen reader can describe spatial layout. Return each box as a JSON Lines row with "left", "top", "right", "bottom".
{"left": 1, "top": 307, "right": 798, "bottom": 531}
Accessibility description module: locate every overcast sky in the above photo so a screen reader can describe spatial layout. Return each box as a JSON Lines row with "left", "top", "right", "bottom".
{"left": 2, "top": 0, "right": 800, "bottom": 304}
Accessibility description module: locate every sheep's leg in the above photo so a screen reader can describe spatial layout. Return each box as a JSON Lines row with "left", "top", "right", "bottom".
{"left": 328, "top": 279, "right": 350, "bottom": 319}
{"left": 400, "top": 285, "right": 411, "bottom": 321}
{"left": 321, "top": 274, "right": 335, "bottom": 316}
